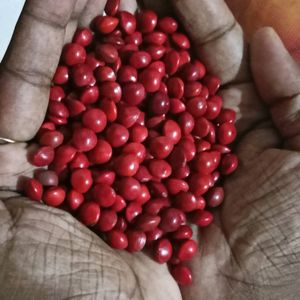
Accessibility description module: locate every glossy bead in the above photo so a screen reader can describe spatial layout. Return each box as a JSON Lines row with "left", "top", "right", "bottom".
{"left": 24, "top": 178, "right": 43, "bottom": 201}
{"left": 137, "top": 10, "right": 157, "bottom": 33}
{"left": 139, "top": 69, "right": 161, "bottom": 93}
{"left": 43, "top": 186, "right": 65, "bottom": 207}
{"left": 166, "top": 179, "right": 189, "bottom": 195}
{"left": 135, "top": 184, "right": 151, "bottom": 204}
{"left": 150, "top": 136, "right": 174, "bottom": 159}
{"left": 206, "top": 187, "right": 224, "bottom": 207}
{"left": 93, "top": 170, "right": 115, "bottom": 186}
{"left": 36, "top": 170, "right": 58, "bottom": 187}
{"left": 193, "top": 151, "right": 221, "bottom": 175}
{"left": 54, "top": 145, "right": 77, "bottom": 165}
{"left": 172, "top": 225, "right": 193, "bottom": 240}
{"left": 71, "top": 63, "right": 94, "bottom": 87}
{"left": 163, "top": 120, "right": 181, "bottom": 144}
{"left": 134, "top": 165, "right": 152, "bottom": 182}
{"left": 125, "top": 202, "right": 142, "bottom": 222}
{"left": 186, "top": 97, "right": 207, "bottom": 118}
{"left": 148, "top": 159, "right": 172, "bottom": 179}
{"left": 48, "top": 101, "right": 69, "bottom": 119}
{"left": 107, "top": 229, "right": 128, "bottom": 249}
{"left": 170, "top": 98, "right": 185, "bottom": 114}
{"left": 148, "top": 61, "right": 165, "bottom": 76}
{"left": 62, "top": 43, "right": 86, "bottom": 66}
{"left": 143, "top": 198, "right": 170, "bottom": 215}
{"left": 217, "top": 122, "right": 237, "bottom": 145}
{"left": 171, "top": 265, "right": 192, "bottom": 286}
{"left": 87, "top": 139, "right": 112, "bottom": 164}
{"left": 144, "top": 45, "right": 166, "bottom": 60}
{"left": 173, "top": 192, "right": 197, "bottom": 212}
{"left": 164, "top": 50, "right": 180, "bottom": 75}
{"left": 122, "top": 82, "right": 146, "bottom": 105}
{"left": 159, "top": 208, "right": 182, "bottom": 232}
{"left": 111, "top": 195, "right": 126, "bottom": 212}
{"left": 184, "top": 81, "right": 202, "bottom": 98}
{"left": 117, "top": 104, "right": 141, "bottom": 128}
{"left": 95, "top": 66, "right": 116, "bottom": 82}
{"left": 166, "top": 77, "right": 184, "bottom": 100}
{"left": 104, "top": 0, "right": 120, "bottom": 16}
{"left": 193, "top": 117, "right": 210, "bottom": 138}
{"left": 114, "top": 216, "right": 128, "bottom": 231}
{"left": 73, "top": 28, "right": 93, "bottom": 46}
{"left": 153, "top": 238, "right": 173, "bottom": 263}
{"left": 30, "top": 146, "right": 54, "bottom": 166}
{"left": 49, "top": 86, "right": 65, "bottom": 102}
{"left": 124, "top": 31, "right": 142, "bottom": 46}
{"left": 126, "top": 230, "right": 147, "bottom": 252}
{"left": 149, "top": 92, "right": 170, "bottom": 116}
{"left": 203, "top": 75, "right": 221, "bottom": 95}
{"left": 71, "top": 168, "right": 93, "bottom": 193}
{"left": 205, "top": 95, "right": 222, "bottom": 120}
{"left": 190, "top": 210, "right": 213, "bottom": 227}
{"left": 66, "top": 190, "right": 84, "bottom": 210}
{"left": 177, "top": 138, "right": 196, "bottom": 162}
{"left": 196, "top": 140, "right": 211, "bottom": 153}
{"left": 178, "top": 112, "right": 195, "bottom": 135}
{"left": 146, "top": 228, "right": 163, "bottom": 244}
{"left": 157, "top": 16, "right": 178, "bottom": 33}
{"left": 180, "top": 63, "right": 200, "bottom": 81}
{"left": 178, "top": 50, "right": 191, "bottom": 67}
{"left": 96, "top": 43, "right": 118, "bottom": 63}
{"left": 129, "top": 51, "right": 151, "bottom": 69}
{"left": 173, "top": 165, "right": 190, "bottom": 179}
{"left": 118, "top": 177, "right": 141, "bottom": 201}
{"left": 216, "top": 108, "right": 236, "bottom": 124}
{"left": 82, "top": 108, "right": 107, "bottom": 133}
{"left": 117, "top": 65, "right": 137, "bottom": 83}
{"left": 85, "top": 52, "right": 103, "bottom": 70}
{"left": 148, "top": 181, "right": 169, "bottom": 198}
{"left": 80, "top": 86, "right": 99, "bottom": 105}
{"left": 177, "top": 239, "right": 198, "bottom": 261}
{"left": 135, "top": 214, "right": 161, "bottom": 232}
{"left": 99, "top": 99, "right": 117, "bottom": 122}
{"left": 72, "top": 127, "right": 97, "bottom": 152}
{"left": 122, "top": 142, "right": 146, "bottom": 163}
{"left": 96, "top": 209, "right": 117, "bottom": 232}
{"left": 118, "top": 11, "right": 136, "bottom": 34}
{"left": 53, "top": 65, "right": 68, "bottom": 84}
{"left": 91, "top": 184, "right": 116, "bottom": 207}
{"left": 220, "top": 154, "right": 238, "bottom": 175}
{"left": 188, "top": 173, "right": 212, "bottom": 196}
{"left": 65, "top": 99, "right": 86, "bottom": 117}
{"left": 78, "top": 202, "right": 100, "bottom": 226}
{"left": 144, "top": 31, "right": 167, "bottom": 45}
{"left": 99, "top": 82, "right": 122, "bottom": 102}
{"left": 106, "top": 123, "right": 129, "bottom": 147}
{"left": 171, "top": 32, "right": 190, "bottom": 49}
{"left": 130, "top": 124, "right": 148, "bottom": 143}
{"left": 193, "top": 60, "right": 206, "bottom": 79}
{"left": 94, "top": 15, "right": 119, "bottom": 34}
{"left": 206, "top": 123, "right": 216, "bottom": 144}
{"left": 114, "top": 154, "right": 139, "bottom": 176}
{"left": 39, "top": 130, "right": 63, "bottom": 148}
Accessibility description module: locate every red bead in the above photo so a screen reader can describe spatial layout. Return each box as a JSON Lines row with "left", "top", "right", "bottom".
{"left": 95, "top": 66, "right": 116, "bottom": 82}
{"left": 85, "top": 52, "right": 104, "bottom": 70}
{"left": 48, "top": 101, "right": 69, "bottom": 119}
{"left": 184, "top": 81, "right": 202, "bottom": 98}
{"left": 150, "top": 136, "right": 174, "bottom": 159}
{"left": 118, "top": 177, "right": 141, "bottom": 201}
{"left": 171, "top": 33, "right": 190, "bottom": 49}
{"left": 99, "top": 99, "right": 117, "bottom": 122}
{"left": 94, "top": 16, "right": 119, "bottom": 34}
{"left": 118, "top": 11, "right": 136, "bottom": 35}
{"left": 71, "top": 63, "right": 94, "bottom": 87}
{"left": 177, "top": 239, "right": 198, "bottom": 261}
{"left": 164, "top": 50, "right": 180, "bottom": 75}
{"left": 65, "top": 99, "right": 86, "bottom": 117}
{"left": 117, "top": 104, "right": 141, "bottom": 128}
{"left": 43, "top": 186, "right": 65, "bottom": 207}
{"left": 53, "top": 65, "right": 69, "bottom": 84}
{"left": 104, "top": 0, "right": 120, "bottom": 16}
{"left": 217, "top": 122, "right": 237, "bottom": 145}
{"left": 122, "top": 82, "right": 146, "bottom": 105}
{"left": 106, "top": 123, "right": 129, "bottom": 147}
{"left": 78, "top": 202, "right": 101, "bottom": 226}
{"left": 172, "top": 225, "right": 193, "bottom": 240}
{"left": 93, "top": 170, "right": 115, "bottom": 185}
{"left": 170, "top": 98, "right": 185, "bottom": 114}
{"left": 125, "top": 202, "right": 142, "bottom": 222}
{"left": 143, "top": 198, "right": 170, "bottom": 215}
{"left": 114, "top": 154, "right": 139, "bottom": 176}
{"left": 173, "top": 192, "right": 197, "bottom": 212}
{"left": 220, "top": 153, "right": 238, "bottom": 175}
{"left": 171, "top": 265, "right": 192, "bottom": 286}
{"left": 206, "top": 187, "right": 224, "bottom": 207}
{"left": 144, "top": 45, "right": 166, "bottom": 60}
{"left": 107, "top": 229, "right": 128, "bottom": 249}
{"left": 167, "top": 77, "right": 184, "bottom": 99}
{"left": 82, "top": 108, "right": 107, "bottom": 133}
{"left": 111, "top": 195, "right": 126, "bottom": 212}
{"left": 193, "top": 117, "right": 210, "bottom": 138}
{"left": 193, "top": 151, "right": 221, "bottom": 175}
{"left": 178, "top": 112, "right": 195, "bottom": 135}
{"left": 157, "top": 16, "right": 178, "bottom": 33}
{"left": 148, "top": 61, "right": 165, "bottom": 77}
{"left": 54, "top": 145, "right": 77, "bottom": 165}
{"left": 173, "top": 165, "right": 190, "bottom": 179}
{"left": 99, "top": 82, "right": 122, "bottom": 102}
{"left": 62, "top": 43, "right": 86, "bottom": 66}
{"left": 72, "top": 127, "right": 97, "bottom": 152}
{"left": 146, "top": 228, "right": 163, "bottom": 244}
{"left": 178, "top": 50, "right": 191, "bottom": 67}
{"left": 130, "top": 124, "right": 148, "bottom": 143}
{"left": 139, "top": 69, "right": 161, "bottom": 93}
{"left": 180, "top": 63, "right": 201, "bottom": 81}
{"left": 96, "top": 43, "right": 118, "bottom": 63}
{"left": 114, "top": 217, "right": 128, "bottom": 231}
{"left": 96, "top": 209, "right": 117, "bottom": 232}
{"left": 149, "top": 92, "right": 170, "bottom": 115}
{"left": 30, "top": 146, "right": 55, "bottom": 166}
{"left": 163, "top": 120, "right": 182, "bottom": 144}
{"left": 203, "top": 75, "right": 221, "bottom": 95}
{"left": 196, "top": 140, "right": 211, "bottom": 152}
{"left": 216, "top": 108, "right": 236, "bottom": 124}
{"left": 134, "top": 165, "right": 152, "bottom": 182}
{"left": 24, "top": 178, "right": 43, "bottom": 201}
{"left": 91, "top": 184, "right": 116, "bottom": 207}
{"left": 36, "top": 170, "right": 58, "bottom": 187}
{"left": 153, "top": 238, "right": 173, "bottom": 263}
{"left": 137, "top": 10, "right": 157, "bottom": 33}
{"left": 166, "top": 179, "right": 189, "bottom": 195}
{"left": 126, "top": 230, "right": 147, "bottom": 252}
{"left": 39, "top": 130, "right": 63, "bottom": 148}
{"left": 129, "top": 51, "right": 151, "bottom": 69}
{"left": 177, "top": 138, "right": 196, "bottom": 162}
{"left": 122, "top": 142, "right": 146, "bottom": 163}
{"left": 144, "top": 31, "right": 167, "bottom": 45}
{"left": 193, "top": 60, "right": 206, "bottom": 79}
{"left": 124, "top": 31, "right": 142, "bottom": 46}
{"left": 135, "top": 184, "right": 151, "bottom": 204}
{"left": 71, "top": 168, "right": 93, "bottom": 193}
{"left": 135, "top": 214, "right": 161, "bottom": 232}
{"left": 67, "top": 190, "right": 84, "bottom": 210}
{"left": 148, "top": 159, "right": 172, "bottom": 179}
{"left": 49, "top": 86, "right": 65, "bottom": 102}
{"left": 186, "top": 97, "right": 207, "bottom": 117}
{"left": 148, "top": 181, "right": 169, "bottom": 198}
{"left": 190, "top": 210, "right": 213, "bottom": 227}
{"left": 189, "top": 174, "right": 212, "bottom": 196}
{"left": 87, "top": 139, "right": 112, "bottom": 164}
{"left": 72, "top": 28, "right": 93, "bottom": 46}
{"left": 159, "top": 208, "right": 182, "bottom": 232}
{"left": 80, "top": 86, "right": 99, "bottom": 105}
{"left": 117, "top": 65, "right": 137, "bottom": 83}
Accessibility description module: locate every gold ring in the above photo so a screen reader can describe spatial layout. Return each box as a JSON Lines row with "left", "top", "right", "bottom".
{"left": 0, "top": 137, "right": 16, "bottom": 144}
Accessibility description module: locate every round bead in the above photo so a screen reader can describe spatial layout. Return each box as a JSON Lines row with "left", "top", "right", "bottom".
{"left": 130, "top": 124, "right": 148, "bottom": 143}
{"left": 78, "top": 202, "right": 101, "bottom": 226}
{"left": 126, "top": 230, "right": 147, "bottom": 252}
{"left": 164, "top": 50, "right": 180, "bottom": 75}
{"left": 95, "top": 66, "right": 116, "bottom": 82}
{"left": 94, "top": 16, "right": 119, "bottom": 34}
{"left": 72, "top": 28, "right": 93, "bottom": 46}
{"left": 118, "top": 11, "right": 136, "bottom": 34}
{"left": 137, "top": 10, "right": 157, "bottom": 33}
{"left": 153, "top": 238, "right": 173, "bottom": 263}
{"left": 24, "top": 178, "right": 43, "bottom": 201}
{"left": 178, "top": 112, "right": 195, "bottom": 135}
{"left": 129, "top": 51, "right": 151, "bottom": 69}
{"left": 172, "top": 225, "right": 193, "bottom": 240}
{"left": 72, "top": 127, "right": 97, "bottom": 152}
{"left": 107, "top": 229, "right": 128, "bottom": 249}
{"left": 87, "top": 139, "right": 112, "bottom": 164}
{"left": 43, "top": 186, "right": 65, "bottom": 207}
{"left": 174, "top": 192, "right": 197, "bottom": 212}
{"left": 135, "top": 214, "right": 161, "bottom": 232}
{"left": 62, "top": 43, "right": 86, "bottom": 66}
{"left": 82, "top": 108, "right": 107, "bottom": 133}
{"left": 171, "top": 32, "right": 190, "bottom": 49}
{"left": 122, "top": 83, "right": 146, "bottom": 105}
{"left": 188, "top": 174, "right": 212, "bottom": 196}
{"left": 104, "top": 0, "right": 120, "bottom": 16}
{"left": 163, "top": 120, "right": 182, "bottom": 144}
{"left": 91, "top": 184, "right": 116, "bottom": 207}
{"left": 106, "top": 123, "right": 129, "bottom": 147}
{"left": 148, "top": 159, "right": 172, "bottom": 179}
{"left": 67, "top": 190, "right": 84, "bottom": 211}
{"left": 99, "top": 99, "right": 117, "bottom": 122}
{"left": 159, "top": 208, "right": 182, "bottom": 232}
{"left": 220, "top": 154, "right": 238, "bottom": 175}
{"left": 122, "top": 142, "right": 146, "bottom": 163}
{"left": 71, "top": 63, "right": 94, "bottom": 87}
{"left": 170, "top": 265, "right": 192, "bottom": 286}
{"left": 125, "top": 202, "right": 142, "bottom": 222}
{"left": 117, "top": 65, "right": 138, "bottom": 83}
{"left": 149, "top": 136, "right": 174, "bottom": 159}
{"left": 114, "top": 154, "right": 139, "bottom": 176}
{"left": 117, "top": 104, "right": 141, "bottom": 128}
{"left": 30, "top": 146, "right": 55, "bottom": 166}
{"left": 149, "top": 92, "right": 170, "bottom": 115}
{"left": 144, "top": 198, "right": 170, "bottom": 215}
{"left": 157, "top": 16, "right": 178, "bottom": 33}
{"left": 166, "top": 178, "right": 189, "bottom": 195}
{"left": 53, "top": 65, "right": 69, "bottom": 84}
{"left": 190, "top": 210, "right": 213, "bottom": 227}
{"left": 118, "top": 177, "right": 141, "bottom": 201}
{"left": 139, "top": 69, "right": 161, "bottom": 93}
{"left": 71, "top": 168, "right": 93, "bottom": 193}
{"left": 39, "top": 130, "right": 64, "bottom": 148}
{"left": 99, "top": 81, "right": 122, "bottom": 102}
{"left": 217, "top": 122, "right": 237, "bottom": 145}
{"left": 206, "top": 187, "right": 224, "bottom": 207}
{"left": 96, "top": 209, "right": 117, "bottom": 232}
{"left": 177, "top": 239, "right": 198, "bottom": 261}
{"left": 93, "top": 170, "right": 115, "bottom": 185}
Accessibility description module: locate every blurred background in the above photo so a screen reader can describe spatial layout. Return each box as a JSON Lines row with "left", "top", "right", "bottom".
{"left": 1, "top": 0, "right": 300, "bottom": 62}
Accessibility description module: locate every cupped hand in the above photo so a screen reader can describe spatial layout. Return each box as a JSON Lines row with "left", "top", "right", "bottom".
{"left": 1, "top": 0, "right": 300, "bottom": 299}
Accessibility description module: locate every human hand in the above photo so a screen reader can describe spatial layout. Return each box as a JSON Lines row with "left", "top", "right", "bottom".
{"left": 1, "top": 0, "right": 300, "bottom": 299}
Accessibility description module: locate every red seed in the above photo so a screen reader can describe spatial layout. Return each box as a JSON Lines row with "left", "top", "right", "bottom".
{"left": 148, "top": 61, "right": 166, "bottom": 76}
{"left": 170, "top": 98, "right": 186, "bottom": 114}
{"left": 139, "top": 68, "right": 161, "bottom": 93}
{"left": 71, "top": 168, "right": 93, "bottom": 193}
{"left": 99, "top": 81, "right": 122, "bottom": 102}
{"left": 137, "top": 10, "right": 157, "bottom": 33}
{"left": 134, "top": 165, "right": 152, "bottom": 182}
{"left": 67, "top": 190, "right": 84, "bottom": 211}
{"left": 217, "top": 122, "right": 237, "bottom": 145}
{"left": 24, "top": 178, "right": 43, "bottom": 201}
{"left": 43, "top": 186, "right": 65, "bottom": 207}
{"left": 82, "top": 108, "right": 107, "bottom": 133}
{"left": 148, "top": 159, "right": 172, "bottom": 179}
{"left": 54, "top": 145, "right": 77, "bottom": 165}
{"left": 122, "top": 82, "right": 146, "bottom": 105}
{"left": 171, "top": 32, "right": 190, "bottom": 49}
{"left": 193, "top": 151, "right": 221, "bottom": 175}
{"left": 149, "top": 136, "right": 174, "bottom": 159}
{"left": 87, "top": 139, "right": 112, "bottom": 164}
{"left": 118, "top": 177, "right": 141, "bottom": 201}
{"left": 157, "top": 16, "right": 178, "bottom": 34}
{"left": 71, "top": 63, "right": 94, "bottom": 87}
{"left": 159, "top": 208, "right": 182, "bottom": 232}
{"left": 148, "top": 181, "right": 169, "bottom": 198}
{"left": 80, "top": 86, "right": 99, "bottom": 105}
{"left": 144, "top": 45, "right": 166, "bottom": 60}
{"left": 30, "top": 146, "right": 55, "bottom": 166}
{"left": 122, "top": 142, "right": 146, "bottom": 163}
{"left": 114, "top": 154, "right": 139, "bottom": 176}
{"left": 99, "top": 99, "right": 117, "bottom": 122}
{"left": 216, "top": 108, "right": 236, "bottom": 124}
{"left": 117, "top": 104, "right": 141, "bottom": 128}
{"left": 163, "top": 120, "right": 182, "bottom": 144}
{"left": 177, "top": 138, "right": 196, "bottom": 162}
{"left": 130, "top": 124, "right": 148, "bottom": 143}
{"left": 126, "top": 230, "right": 147, "bottom": 252}
{"left": 149, "top": 92, "right": 170, "bottom": 115}
{"left": 96, "top": 43, "right": 118, "bottom": 63}
{"left": 206, "top": 187, "right": 224, "bottom": 207}
{"left": 186, "top": 97, "right": 207, "bottom": 117}
{"left": 106, "top": 123, "right": 129, "bottom": 147}
{"left": 48, "top": 101, "right": 69, "bottom": 119}
{"left": 203, "top": 75, "right": 221, "bottom": 95}
{"left": 72, "top": 127, "right": 97, "bottom": 152}
{"left": 153, "top": 238, "right": 173, "bottom": 263}
{"left": 73, "top": 28, "right": 93, "bottom": 46}
{"left": 189, "top": 173, "right": 212, "bottom": 196}
{"left": 172, "top": 225, "right": 193, "bottom": 240}
{"left": 107, "top": 229, "right": 128, "bottom": 249}
{"left": 96, "top": 209, "right": 117, "bottom": 232}
{"left": 178, "top": 50, "right": 191, "bottom": 67}
{"left": 104, "top": 0, "right": 120, "bottom": 16}
{"left": 49, "top": 86, "right": 65, "bottom": 102}
{"left": 115, "top": 216, "right": 128, "bottom": 231}
{"left": 220, "top": 153, "right": 238, "bottom": 175}
{"left": 53, "top": 65, "right": 69, "bottom": 84}
{"left": 62, "top": 43, "right": 86, "bottom": 66}
{"left": 146, "top": 228, "right": 163, "bottom": 244}
{"left": 177, "top": 239, "right": 198, "bottom": 261}
{"left": 91, "top": 184, "right": 116, "bottom": 207}
{"left": 93, "top": 170, "right": 115, "bottom": 185}
{"left": 117, "top": 65, "right": 138, "bottom": 83}
{"left": 144, "top": 31, "right": 167, "bottom": 45}
{"left": 129, "top": 51, "right": 151, "bottom": 69}
{"left": 178, "top": 112, "right": 195, "bottom": 135}
{"left": 190, "top": 210, "right": 213, "bottom": 227}
{"left": 125, "top": 202, "right": 142, "bottom": 223}
{"left": 164, "top": 50, "right": 180, "bottom": 75}
{"left": 94, "top": 16, "right": 119, "bottom": 34}
{"left": 111, "top": 195, "right": 126, "bottom": 212}
{"left": 78, "top": 202, "right": 100, "bottom": 226}
{"left": 184, "top": 81, "right": 202, "bottom": 98}
{"left": 144, "top": 198, "right": 170, "bottom": 215}
{"left": 124, "top": 31, "right": 142, "bottom": 46}
{"left": 95, "top": 66, "right": 116, "bottom": 82}
{"left": 173, "top": 164, "right": 190, "bottom": 179}
{"left": 65, "top": 99, "right": 86, "bottom": 117}
{"left": 135, "top": 184, "right": 151, "bottom": 204}
{"left": 174, "top": 192, "right": 197, "bottom": 212}
{"left": 118, "top": 11, "right": 136, "bottom": 35}
{"left": 170, "top": 265, "right": 192, "bottom": 286}
{"left": 135, "top": 214, "right": 161, "bottom": 232}
{"left": 166, "top": 178, "right": 189, "bottom": 195}
{"left": 39, "top": 130, "right": 64, "bottom": 148}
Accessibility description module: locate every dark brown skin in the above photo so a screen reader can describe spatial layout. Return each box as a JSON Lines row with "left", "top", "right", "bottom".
{"left": 1, "top": 0, "right": 300, "bottom": 299}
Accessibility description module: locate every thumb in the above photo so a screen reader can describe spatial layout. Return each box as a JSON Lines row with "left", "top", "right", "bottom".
{"left": 251, "top": 27, "right": 300, "bottom": 150}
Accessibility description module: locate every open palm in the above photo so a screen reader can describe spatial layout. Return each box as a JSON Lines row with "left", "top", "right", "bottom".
{"left": 1, "top": 0, "right": 300, "bottom": 299}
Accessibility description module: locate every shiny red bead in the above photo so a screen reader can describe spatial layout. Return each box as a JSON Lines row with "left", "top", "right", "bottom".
{"left": 106, "top": 123, "right": 129, "bottom": 147}
{"left": 71, "top": 168, "right": 93, "bottom": 193}
{"left": 149, "top": 92, "right": 170, "bottom": 115}
{"left": 186, "top": 97, "right": 207, "bottom": 118}
{"left": 139, "top": 69, "right": 161, "bottom": 93}
{"left": 125, "top": 202, "right": 142, "bottom": 222}
{"left": 122, "top": 142, "right": 146, "bottom": 163}
{"left": 159, "top": 208, "right": 182, "bottom": 232}
{"left": 67, "top": 190, "right": 84, "bottom": 211}
{"left": 164, "top": 50, "right": 180, "bottom": 75}
{"left": 114, "top": 154, "right": 139, "bottom": 176}
{"left": 170, "top": 98, "right": 185, "bottom": 114}
{"left": 65, "top": 99, "right": 86, "bottom": 117}
{"left": 96, "top": 209, "right": 117, "bottom": 232}
{"left": 130, "top": 124, "right": 148, "bottom": 143}
{"left": 171, "top": 265, "right": 192, "bottom": 286}
{"left": 104, "top": 0, "right": 120, "bottom": 16}
{"left": 206, "top": 187, "right": 224, "bottom": 207}
{"left": 124, "top": 31, "right": 142, "bottom": 46}
{"left": 95, "top": 66, "right": 116, "bottom": 82}
{"left": 149, "top": 136, "right": 174, "bottom": 159}
{"left": 135, "top": 214, "right": 161, "bottom": 232}
{"left": 80, "top": 86, "right": 99, "bottom": 105}
{"left": 190, "top": 210, "right": 213, "bottom": 227}
{"left": 203, "top": 75, "right": 221, "bottom": 95}
{"left": 82, "top": 108, "right": 107, "bottom": 133}
{"left": 220, "top": 153, "right": 238, "bottom": 175}
{"left": 111, "top": 195, "right": 126, "bottom": 212}
{"left": 166, "top": 179, "right": 189, "bottom": 195}
{"left": 174, "top": 192, "right": 197, "bottom": 212}
{"left": 94, "top": 16, "right": 119, "bottom": 34}
{"left": 172, "top": 225, "right": 193, "bottom": 240}
{"left": 107, "top": 229, "right": 128, "bottom": 249}
{"left": 72, "top": 127, "right": 97, "bottom": 152}
{"left": 184, "top": 81, "right": 202, "bottom": 98}
{"left": 137, "top": 10, "right": 157, "bottom": 33}
{"left": 87, "top": 139, "right": 112, "bottom": 164}
{"left": 118, "top": 177, "right": 141, "bottom": 201}
{"left": 188, "top": 173, "right": 212, "bottom": 196}
{"left": 53, "top": 65, "right": 69, "bottom": 84}
{"left": 39, "top": 130, "right": 63, "bottom": 148}
{"left": 78, "top": 202, "right": 101, "bottom": 226}
{"left": 153, "top": 238, "right": 173, "bottom": 263}
{"left": 129, "top": 51, "right": 151, "bottom": 69}
{"left": 134, "top": 165, "right": 152, "bottom": 182}
{"left": 126, "top": 230, "right": 147, "bottom": 252}
{"left": 178, "top": 112, "right": 195, "bottom": 135}
{"left": 144, "top": 31, "right": 167, "bottom": 45}
{"left": 43, "top": 186, "right": 65, "bottom": 207}
{"left": 163, "top": 120, "right": 182, "bottom": 144}
{"left": 62, "top": 43, "right": 86, "bottom": 66}
{"left": 177, "top": 239, "right": 198, "bottom": 261}
{"left": 96, "top": 43, "right": 118, "bottom": 63}
{"left": 30, "top": 146, "right": 55, "bottom": 166}
{"left": 99, "top": 99, "right": 117, "bottom": 122}
{"left": 193, "top": 151, "right": 221, "bottom": 175}
{"left": 49, "top": 86, "right": 65, "bottom": 102}
{"left": 146, "top": 228, "right": 163, "bottom": 244}
{"left": 217, "top": 122, "right": 237, "bottom": 145}
{"left": 148, "top": 159, "right": 172, "bottom": 179}
{"left": 171, "top": 32, "right": 190, "bottom": 49}
{"left": 117, "top": 65, "right": 138, "bottom": 83}
{"left": 117, "top": 104, "right": 141, "bottom": 128}
{"left": 99, "top": 81, "right": 122, "bottom": 102}
{"left": 91, "top": 184, "right": 116, "bottom": 207}
{"left": 135, "top": 184, "right": 151, "bottom": 204}
{"left": 24, "top": 178, "right": 43, "bottom": 201}
{"left": 114, "top": 216, "right": 128, "bottom": 231}
{"left": 118, "top": 11, "right": 136, "bottom": 35}
{"left": 48, "top": 101, "right": 69, "bottom": 119}
{"left": 93, "top": 170, "right": 115, "bottom": 185}
{"left": 72, "top": 28, "right": 93, "bottom": 46}
{"left": 122, "top": 82, "right": 146, "bottom": 105}
{"left": 157, "top": 16, "right": 178, "bottom": 33}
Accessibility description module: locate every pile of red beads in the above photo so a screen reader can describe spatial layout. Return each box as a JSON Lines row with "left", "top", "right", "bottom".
{"left": 24, "top": 0, "right": 238, "bottom": 286}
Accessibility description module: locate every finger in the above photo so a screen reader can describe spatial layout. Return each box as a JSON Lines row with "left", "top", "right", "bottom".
{"left": 171, "top": 0, "right": 250, "bottom": 84}
{"left": 251, "top": 27, "right": 300, "bottom": 150}
{"left": 78, "top": 0, "right": 106, "bottom": 28}
{"left": 0, "top": 0, "right": 77, "bottom": 141}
